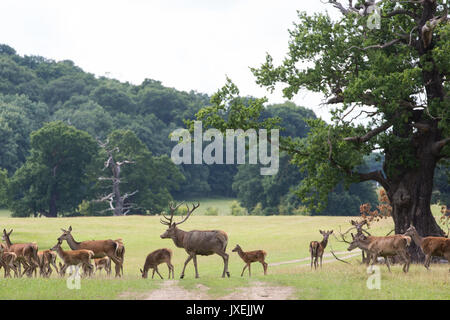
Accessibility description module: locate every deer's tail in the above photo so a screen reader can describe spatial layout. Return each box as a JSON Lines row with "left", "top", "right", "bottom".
{"left": 310, "top": 242, "right": 319, "bottom": 257}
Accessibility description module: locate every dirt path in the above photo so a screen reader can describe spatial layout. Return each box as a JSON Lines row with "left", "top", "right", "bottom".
{"left": 141, "top": 250, "right": 360, "bottom": 300}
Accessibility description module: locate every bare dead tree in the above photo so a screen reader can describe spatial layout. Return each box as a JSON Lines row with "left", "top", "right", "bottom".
{"left": 96, "top": 139, "right": 138, "bottom": 216}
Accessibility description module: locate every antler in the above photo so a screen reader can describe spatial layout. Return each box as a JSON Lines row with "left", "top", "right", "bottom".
{"left": 160, "top": 202, "right": 184, "bottom": 226}
{"left": 174, "top": 202, "right": 200, "bottom": 226}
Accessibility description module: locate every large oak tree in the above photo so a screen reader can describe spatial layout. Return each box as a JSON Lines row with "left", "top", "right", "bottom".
{"left": 193, "top": 0, "right": 449, "bottom": 260}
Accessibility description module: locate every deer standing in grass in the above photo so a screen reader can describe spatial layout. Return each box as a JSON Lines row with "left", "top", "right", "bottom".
{"left": 140, "top": 248, "right": 174, "bottom": 279}
{"left": 2, "top": 229, "right": 40, "bottom": 277}
{"left": 404, "top": 225, "right": 450, "bottom": 271}
{"left": 0, "top": 244, "right": 18, "bottom": 277}
{"left": 57, "top": 226, "right": 123, "bottom": 277}
{"left": 160, "top": 202, "right": 230, "bottom": 279}
{"left": 310, "top": 230, "right": 333, "bottom": 269}
{"left": 26, "top": 250, "right": 59, "bottom": 278}
{"left": 347, "top": 233, "right": 411, "bottom": 273}
{"left": 51, "top": 240, "right": 94, "bottom": 277}
{"left": 232, "top": 244, "right": 267, "bottom": 277}
{"left": 94, "top": 257, "right": 111, "bottom": 276}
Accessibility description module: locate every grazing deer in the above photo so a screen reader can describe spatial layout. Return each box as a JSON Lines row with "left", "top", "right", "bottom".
{"left": 2, "top": 229, "right": 40, "bottom": 277}
{"left": 0, "top": 244, "right": 19, "bottom": 278}
{"left": 51, "top": 240, "right": 94, "bottom": 277}
{"left": 404, "top": 225, "right": 450, "bottom": 270}
{"left": 57, "top": 226, "right": 123, "bottom": 277}
{"left": 94, "top": 256, "right": 111, "bottom": 276}
{"left": 347, "top": 233, "right": 411, "bottom": 272}
{"left": 160, "top": 202, "right": 230, "bottom": 279}
{"left": 140, "top": 248, "right": 174, "bottom": 279}
{"left": 309, "top": 230, "right": 333, "bottom": 269}
{"left": 232, "top": 244, "right": 267, "bottom": 277}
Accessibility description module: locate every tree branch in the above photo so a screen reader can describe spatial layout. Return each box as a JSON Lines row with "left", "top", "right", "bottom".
{"left": 344, "top": 121, "right": 392, "bottom": 143}
{"left": 432, "top": 138, "right": 450, "bottom": 156}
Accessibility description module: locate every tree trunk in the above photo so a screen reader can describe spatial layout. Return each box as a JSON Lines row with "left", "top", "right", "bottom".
{"left": 48, "top": 191, "right": 58, "bottom": 217}
{"left": 386, "top": 121, "right": 445, "bottom": 262}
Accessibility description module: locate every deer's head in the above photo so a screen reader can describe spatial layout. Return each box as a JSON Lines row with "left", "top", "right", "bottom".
{"left": 58, "top": 226, "right": 73, "bottom": 242}
{"left": 140, "top": 268, "right": 148, "bottom": 279}
{"left": 347, "top": 233, "right": 366, "bottom": 251}
{"left": 319, "top": 230, "right": 333, "bottom": 242}
{"left": 404, "top": 225, "right": 417, "bottom": 236}
{"left": 232, "top": 244, "right": 242, "bottom": 252}
{"left": 160, "top": 202, "right": 200, "bottom": 239}
{"left": 50, "top": 240, "right": 63, "bottom": 252}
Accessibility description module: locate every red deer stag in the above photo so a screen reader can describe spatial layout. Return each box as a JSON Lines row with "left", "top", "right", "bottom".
{"left": 232, "top": 244, "right": 267, "bottom": 277}
{"left": 2, "top": 229, "right": 40, "bottom": 277}
{"left": 140, "top": 248, "right": 174, "bottom": 279}
{"left": 51, "top": 240, "right": 94, "bottom": 277}
{"left": 309, "top": 230, "right": 333, "bottom": 269}
{"left": 160, "top": 202, "right": 230, "bottom": 279}
{"left": 404, "top": 225, "right": 450, "bottom": 270}
{"left": 347, "top": 233, "right": 411, "bottom": 273}
{"left": 57, "top": 226, "right": 123, "bottom": 277}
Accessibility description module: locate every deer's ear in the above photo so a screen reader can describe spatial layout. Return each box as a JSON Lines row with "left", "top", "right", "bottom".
{"left": 351, "top": 220, "right": 356, "bottom": 226}
{"left": 319, "top": 230, "right": 323, "bottom": 234}
{"left": 8, "top": 229, "right": 12, "bottom": 235}
{"left": 329, "top": 230, "right": 333, "bottom": 234}
{"left": 351, "top": 233, "right": 354, "bottom": 239}
{"left": 68, "top": 226, "right": 72, "bottom": 232}
{"left": 140, "top": 268, "right": 143, "bottom": 274}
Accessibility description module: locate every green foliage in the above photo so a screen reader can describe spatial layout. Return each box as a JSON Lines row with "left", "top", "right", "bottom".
{"left": 230, "top": 200, "right": 247, "bottom": 216}
{"left": 204, "top": 207, "right": 219, "bottom": 216}
{"left": 7, "top": 121, "right": 98, "bottom": 217}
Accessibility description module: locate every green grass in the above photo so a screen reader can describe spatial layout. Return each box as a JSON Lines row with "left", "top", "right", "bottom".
{"left": 176, "top": 197, "right": 241, "bottom": 215}
{"left": 0, "top": 206, "right": 448, "bottom": 300}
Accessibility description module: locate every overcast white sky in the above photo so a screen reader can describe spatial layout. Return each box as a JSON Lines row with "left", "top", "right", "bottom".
{"left": 0, "top": 0, "right": 341, "bottom": 122}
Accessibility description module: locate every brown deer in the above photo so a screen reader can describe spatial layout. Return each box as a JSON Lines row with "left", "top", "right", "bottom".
{"left": 26, "top": 249, "right": 59, "bottom": 277}
{"left": 140, "top": 248, "right": 174, "bottom": 279}
{"left": 57, "top": 226, "right": 123, "bottom": 277}
{"left": 51, "top": 240, "right": 94, "bottom": 277}
{"left": 309, "top": 230, "right": 333, "bottom": 269}
{"left": 347, "top": 233, "right": 411, "bottom": 272}
{"left": 232, "top": 244, "right": 267, "bottom": 277}
{"left": 114, "top": 238, "right": 125, "bottom": 276}
{"left": 160, "top": 202, "right": 230, "bottom": 279}
{"left": 0, "top": 244, "right": 19, "bottom": 277}
{"left": 404, "top": 225, "right": 450, "bottom": 270}
{"left": 94, "top": 256, "right": 111, "bottom": 276}
{"left": 2, "top": 229, "right": 40, "bottom": 277}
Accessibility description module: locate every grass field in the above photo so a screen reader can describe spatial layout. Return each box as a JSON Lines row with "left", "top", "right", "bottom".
{"left": 0, "top": 209, "right": 448, "bottom": 300}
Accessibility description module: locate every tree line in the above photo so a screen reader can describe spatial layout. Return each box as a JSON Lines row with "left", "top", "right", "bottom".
{"left": 0, "top": 43, "right": 447, "bottom": 217}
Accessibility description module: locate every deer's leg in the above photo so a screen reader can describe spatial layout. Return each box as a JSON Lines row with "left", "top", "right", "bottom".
{"left": 155, "top": 266, "right": 164, "bottom": 279}
{"left": 180, "top": 254, "right": 194, "bottom": 279}
{"left": 192, "top": 254, "right": 199, "bottom": 278}
{"left": 424, "top": 254, "right": 432, "bottom": 269}
{"left": 320, "top": 254, "right": 323, "bottom": 268}
{"left": 109, "top": 255, "right": 122, "bottom": 277}
{"left": 167, "top": 262, "right": 174, "bottom": 279}
{"left": 151, "top": 268, "right": 155, "bottom": 279}
{"left": 240, "top": 264, "right": 247, "bottom": 277}
{"left": 384, "top": 256, "right": 392, "bottom": 273}
{"left": 248, "top": 263, "right": 252, "bottom": 277}
{"left": 215, "top": 251, "right": 230, "bottom": 278}
{"left": 262, "top": 262, "right": 268, "bottom": 275}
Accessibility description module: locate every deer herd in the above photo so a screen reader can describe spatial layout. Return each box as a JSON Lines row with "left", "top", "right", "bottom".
{"left": 0, "top": 203, "right": 448, "bottom": 280}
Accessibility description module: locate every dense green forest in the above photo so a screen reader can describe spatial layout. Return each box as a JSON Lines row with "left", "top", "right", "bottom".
{"left": 0, "top": 44, "right": 447, "bottom": 217}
